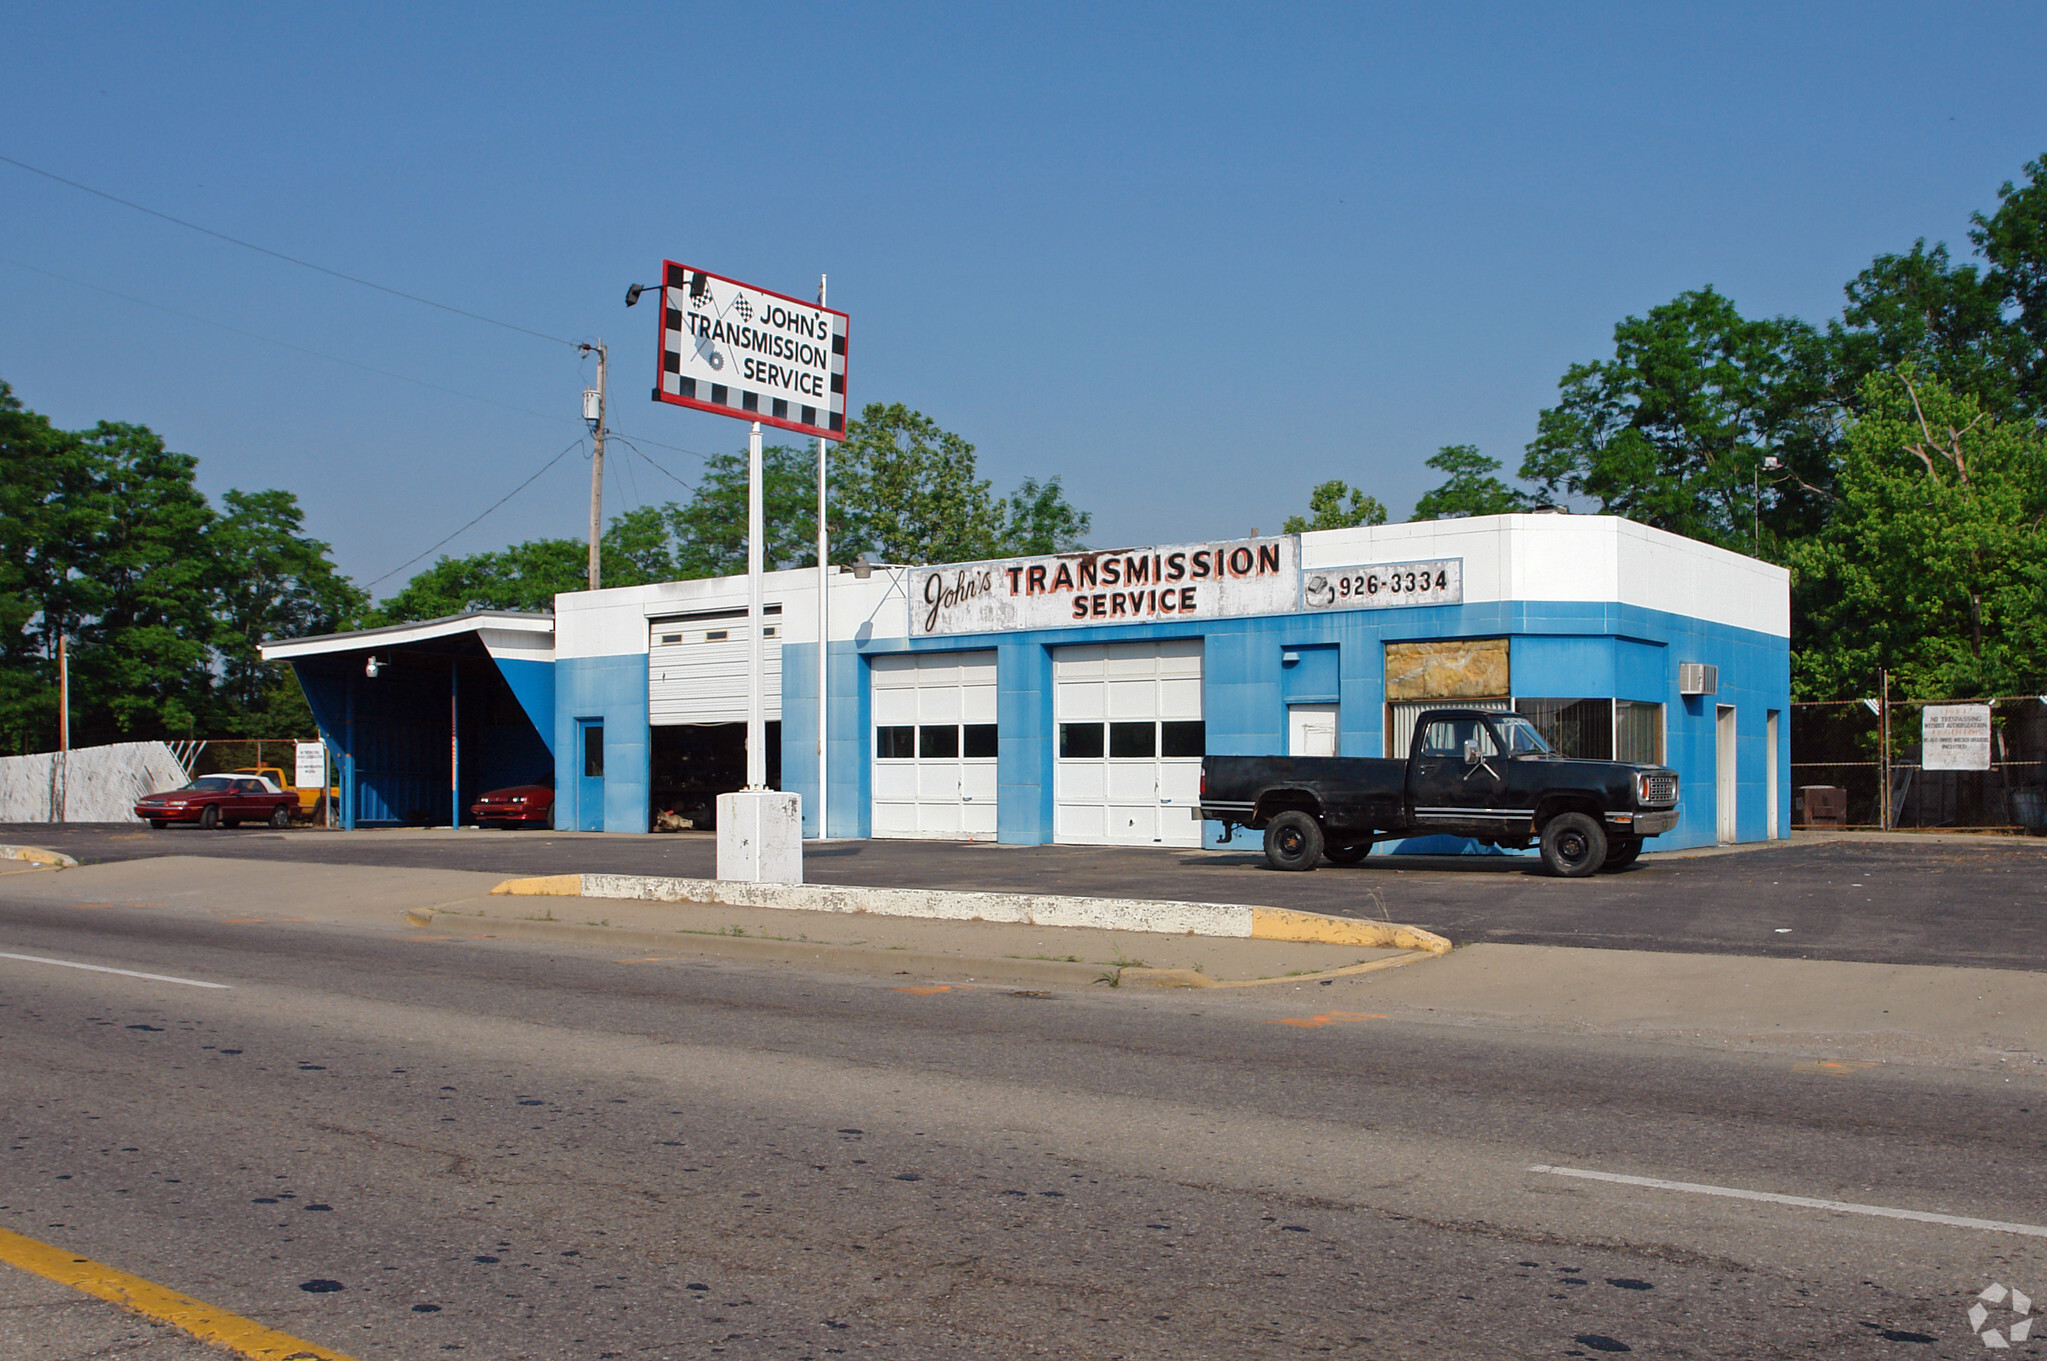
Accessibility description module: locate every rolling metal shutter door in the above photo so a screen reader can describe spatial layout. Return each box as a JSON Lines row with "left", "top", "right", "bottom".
{"left": 649, "top": 619, "right": 782, "bottom": 725}
{"left": 1053, "top": 639, "right": 1202, "bottom": 847}
{"left": 870, "top": 651, "right": 998, "bottom": 839}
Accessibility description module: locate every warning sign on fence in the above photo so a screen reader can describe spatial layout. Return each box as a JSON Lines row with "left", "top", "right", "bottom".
{"left": 1921, "top": 704, "right": 1992, "bottom": 771}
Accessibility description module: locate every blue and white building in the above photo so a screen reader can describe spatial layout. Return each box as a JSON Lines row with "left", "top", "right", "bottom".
{"left": 264, "top": 514, "right": 1791, "bottom": 851}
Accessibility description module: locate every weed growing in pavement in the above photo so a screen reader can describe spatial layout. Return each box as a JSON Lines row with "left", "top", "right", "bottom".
{"left": 1105, "top": 950, "right": 1148, "bottom": 969}
{"left": 1008, "top": 953, "right": 1082, "bottom": 963}
{"left": 1094, "top": 969, "right": 1122, "bottom": 988}
{"left": 519, "top": 909, "right": 556, "bottom": 922}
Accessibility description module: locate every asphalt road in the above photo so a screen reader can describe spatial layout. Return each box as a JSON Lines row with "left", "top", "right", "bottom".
{"left": 2, "top": 884, "right": 2042, "bottom": 1358}
{"left": 11, "top": 823, "right": 2047, "bottom": 970}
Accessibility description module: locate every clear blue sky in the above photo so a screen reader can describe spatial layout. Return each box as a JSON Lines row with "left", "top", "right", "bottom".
{"left": 3, "top": 2, "right": 2042, "bottom": 592}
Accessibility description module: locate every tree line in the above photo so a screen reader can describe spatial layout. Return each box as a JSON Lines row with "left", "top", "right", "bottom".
{"left": 0, "top": 395, "right": 1087, "bottom": 753}
{"left": 1289, "top": 152, "right": 2047, "bottom": 702}
{"left": 6, "top": 153, "right": 2041, "bottom": 753}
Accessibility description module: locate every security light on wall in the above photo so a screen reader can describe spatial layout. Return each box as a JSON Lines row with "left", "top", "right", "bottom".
{"left": 365, "top": 656, "right": 382, "bottom": 678}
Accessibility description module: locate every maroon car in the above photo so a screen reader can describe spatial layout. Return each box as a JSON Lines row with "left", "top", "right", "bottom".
{"left": 135, "top": 775, "right": 297, "bottom": 830}
{"left": 469, "top": 773, "right": 555, "bottom": 829}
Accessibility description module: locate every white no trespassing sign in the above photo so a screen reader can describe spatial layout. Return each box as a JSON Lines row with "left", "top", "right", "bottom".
{"left": 910, "top": 538, "right": 1299, "bottom": 637}
{"left": 655, "top": 261, "right": 849, "bottom": 441}
{"left": 294, "top": 741, "right": 327, "bottom": 790}
{"left": 1921, "top": 703, "right": 1992, "bottom": 771}
{"left": 1302, "top": 558, "right": 1463, "bottom": 611}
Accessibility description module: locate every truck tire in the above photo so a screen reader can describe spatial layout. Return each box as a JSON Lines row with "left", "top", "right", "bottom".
{"left": 198, "top": 805, "right": 220, "bottom": 830}
{"left": 1601, "top": 836, "right": 1643, "bottom": 870}
{"left": 1324, "top": 842, "right": 1371, "bottom": 865}
{"left": 268, "top": 805, "right": 292, "bottom": 830}
{"left": 1539, "top": 812, "right": 1605, "bottom": 878}
{"left": 1263, "top": 810, "right": 1324, "bottom": 872}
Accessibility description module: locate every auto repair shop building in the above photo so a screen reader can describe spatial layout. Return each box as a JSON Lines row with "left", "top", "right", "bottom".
{"left": 266, "top": 513, "right": 1790, "bottom": 851}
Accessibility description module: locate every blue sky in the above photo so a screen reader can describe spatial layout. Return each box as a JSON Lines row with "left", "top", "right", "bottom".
{"left": 2, "top": 2, "right": 2042, "bottom": 592}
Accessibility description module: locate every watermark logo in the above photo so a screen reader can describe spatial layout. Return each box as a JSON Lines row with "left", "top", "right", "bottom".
{"left": 1970, "top": 1283, "right": 2033, "bottom": 1349}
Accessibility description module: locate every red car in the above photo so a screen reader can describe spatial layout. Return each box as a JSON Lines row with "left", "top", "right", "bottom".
{"left": 135, "top": 775, "right": 298, "bottom": 830}
{"left": 469, "top": 774, "right": 555, "bottom": 829}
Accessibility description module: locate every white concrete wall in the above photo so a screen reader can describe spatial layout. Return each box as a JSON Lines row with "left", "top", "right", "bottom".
{"left": 1300, "top": 514, "right": 1788, "bottom": 638}
{"left": 555, "top": 566, "right": 913, "bottom": 657}
{"left": 0, "top": 741, "right": 190, "bottom": 823}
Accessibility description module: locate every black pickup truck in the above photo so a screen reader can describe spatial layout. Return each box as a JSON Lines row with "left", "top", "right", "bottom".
{"left": 1198, "top": 707, "right": 1681, "bottom": 876}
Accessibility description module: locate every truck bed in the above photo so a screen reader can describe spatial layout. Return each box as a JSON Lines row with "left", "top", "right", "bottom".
{"left": 1202, "top": 754, "right": 1408, "bottom": 835}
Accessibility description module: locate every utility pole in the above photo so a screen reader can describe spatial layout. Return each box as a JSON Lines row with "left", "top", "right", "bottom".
{"left": 581, "top": 342, "right": 608, "bottom": 591}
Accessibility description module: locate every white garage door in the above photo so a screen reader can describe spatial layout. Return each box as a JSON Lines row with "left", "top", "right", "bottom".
{"left": 649, "top": 608, "right": 782, "bottom": 725}
{"left": 1054, "top": 639, "right": 1203, "bottom": 847}
{"left": 871, "top": 651, "right": 998, "bottom": 840}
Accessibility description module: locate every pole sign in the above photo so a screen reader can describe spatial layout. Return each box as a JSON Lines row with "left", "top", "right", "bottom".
{"left": 910, "top": 537, "right": 1298, "bottom": 637}
{"left": 1302, "top": 558, "right": 1463, "bottom": 611}
{"left": 295, "top": 740, "right": 327, "bottom": 791}
{"left": 653, "top": 261, "right": 849, "bottom": 442}
{"left": 1921, "top": 703, "right": 1992, "bottom": 771}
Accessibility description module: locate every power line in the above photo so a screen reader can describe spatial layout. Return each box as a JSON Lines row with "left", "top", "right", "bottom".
{"left": 607, "top": 433, "right": 697, "bottom": 494}
{"left": 0, "top": 152, "right": 577, "bottom": 348}
{"left": 1, "top": 256, "right": 577, "bottom": 424}
{"left": 363, "top": 436, "right": 584, "bottom": 591}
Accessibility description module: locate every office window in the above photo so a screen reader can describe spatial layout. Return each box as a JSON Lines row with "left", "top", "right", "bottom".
{"left": 1515, "top": 698, "right": 1614, "bottom": 760}
{"left": 1616, "top": 701, "right": 1664, "bottom": 764}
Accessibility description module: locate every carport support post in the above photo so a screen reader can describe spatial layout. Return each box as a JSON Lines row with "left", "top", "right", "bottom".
{"left": 450, "top": 659, "right": 460, "bottom": 830}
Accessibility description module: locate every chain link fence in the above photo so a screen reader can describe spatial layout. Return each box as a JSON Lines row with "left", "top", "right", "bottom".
{"left": 1790, "top": 695, "right": 2047, "bottom": 832}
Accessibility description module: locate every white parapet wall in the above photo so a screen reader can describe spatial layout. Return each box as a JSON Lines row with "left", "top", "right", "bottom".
{"left": 0, "top": 741, "right": 189, "bottom": 823}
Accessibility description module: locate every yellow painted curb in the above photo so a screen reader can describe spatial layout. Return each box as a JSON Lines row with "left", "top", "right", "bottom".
{"left": 490, "top": 873, "right": 584, "bottom": 896}
{"left": 0, "top": 1223, "right": 359, "bottom": 1359}
{"left": 0, "top": 844, "right": 78, "bottom": 868}
{"left": 1249, "top": 906, "right": 1450, "bottom": 954}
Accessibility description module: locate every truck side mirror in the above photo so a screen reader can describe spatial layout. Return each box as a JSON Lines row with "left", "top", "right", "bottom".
{"left": 1463, "top": 738, "right": 1481, "bottom": 765}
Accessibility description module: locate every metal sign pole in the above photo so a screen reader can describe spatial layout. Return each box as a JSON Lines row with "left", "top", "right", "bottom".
{"left": 815, "top": 273, "right": 829, "bottom": 839}
{"left": 747, "top": 420, "right": 767, "bottom": 790}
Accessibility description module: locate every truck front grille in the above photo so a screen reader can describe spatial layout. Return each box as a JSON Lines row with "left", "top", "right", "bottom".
{"left": 1642, "top": 773, "right": 1678, "bottom": 805}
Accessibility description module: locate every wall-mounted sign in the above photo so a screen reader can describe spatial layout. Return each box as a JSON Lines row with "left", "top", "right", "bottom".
{"left": 654, "top": 261, "right": 849, "bottom": 441}
{"left": 910, "top": 537, "right": 1299, "bottom": 637}
{"left": 1302, "top": 558, "right": 1463, "bottom": 611}
{"left": 1922, "top": 703, "right": 1992, "bottom": 771}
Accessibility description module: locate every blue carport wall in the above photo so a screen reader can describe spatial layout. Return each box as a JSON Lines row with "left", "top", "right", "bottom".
{"left": 288, "top": 636, "right": 554, "bottom": 828}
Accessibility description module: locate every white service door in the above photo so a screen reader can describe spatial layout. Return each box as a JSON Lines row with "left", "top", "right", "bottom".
{"left": 1053, "top": 639, "right": 1203, "bottom": 847}
{"left": 1716, "top": 704, "right": 1738, "bottom": 843}
{"left": 1289, "top": 704, "right": 1338, "bottom": 757}
{"left": 870, "top": 651, "right": 998, "bottom": 840}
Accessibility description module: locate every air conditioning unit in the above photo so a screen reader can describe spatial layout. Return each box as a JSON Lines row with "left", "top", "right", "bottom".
{"left": 1678, "top": 662, "right": 1718, "bottom": 696}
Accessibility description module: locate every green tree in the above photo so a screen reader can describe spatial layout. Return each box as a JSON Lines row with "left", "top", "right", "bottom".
{"left": 1520, "top": 287, "right": 1834, "bottom": 551}
{"left": 1970, "top": 151, "right": 2047, "bottom": 413}
{"left": 663, "top": 443, "right": 827, "bottom": 577}
{"left": 832, "top": 403, "right": 1005, "bottom": 563}
{"left": 1788, "top": 371, "right": 2047, "bottom": 699}
{"left": 1281, "top": 479, "right": 1387, "bottom": 533}
{"left": 209, "top": 488, "right": 368, "bottom": 732}
{"left": 996, "top": 476, "right": 1091, "bottom": 554}
{"left": 1411, "top": 445, "right": 1530, "bottom": 520}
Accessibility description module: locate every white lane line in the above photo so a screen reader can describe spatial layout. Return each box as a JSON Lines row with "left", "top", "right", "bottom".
{"left": 0, "top": 951, "right": 231, "bottom": 990}
{"left": 1531, "top": 1165, "right": 2047, "bottom": 1238}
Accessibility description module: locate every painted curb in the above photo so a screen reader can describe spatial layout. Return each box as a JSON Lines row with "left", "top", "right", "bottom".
{"left": 488, "top": 873, "right": 1451, "bottom": 955}
{"left": 0, "top": 845, "right": 77, "bottom": 868}
{"left": 407, "top": 908, "right": 1424, "bottom": 990}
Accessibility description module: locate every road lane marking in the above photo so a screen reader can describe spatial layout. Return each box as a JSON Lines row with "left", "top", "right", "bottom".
{"left": 0, "top": 1223, "right": 358, "bottom": 1359}
{"left": 1530, "top": 1165, "right": 2047, "bottom": 1238}
{"left": 0, "top": 951, "right": 231, "bottom": 989}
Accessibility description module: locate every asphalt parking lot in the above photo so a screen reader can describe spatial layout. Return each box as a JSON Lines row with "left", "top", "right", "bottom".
{"left": 7, "top": 822, "right": 2044, "bottom": 971}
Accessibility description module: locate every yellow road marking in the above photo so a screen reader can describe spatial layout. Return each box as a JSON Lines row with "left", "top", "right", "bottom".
{"left": 893, "top": 985, "right": 960, "bottom": 995}
{"left": 1792, "top": 1059, "right": 1880, "bottom": 1074}
{"left": 1268, "top": 1010, "right": 1389, "bottom": 1028}
{"left": 0, "top": 1224, "right": 359, "bottom": 1360}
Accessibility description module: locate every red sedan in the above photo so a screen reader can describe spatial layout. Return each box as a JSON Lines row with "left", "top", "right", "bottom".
{"left": 469, "top": 774, "right": 555, "bottom": 829}
{"left": 135, "top": 775, "right": 297, "bottom": 830}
